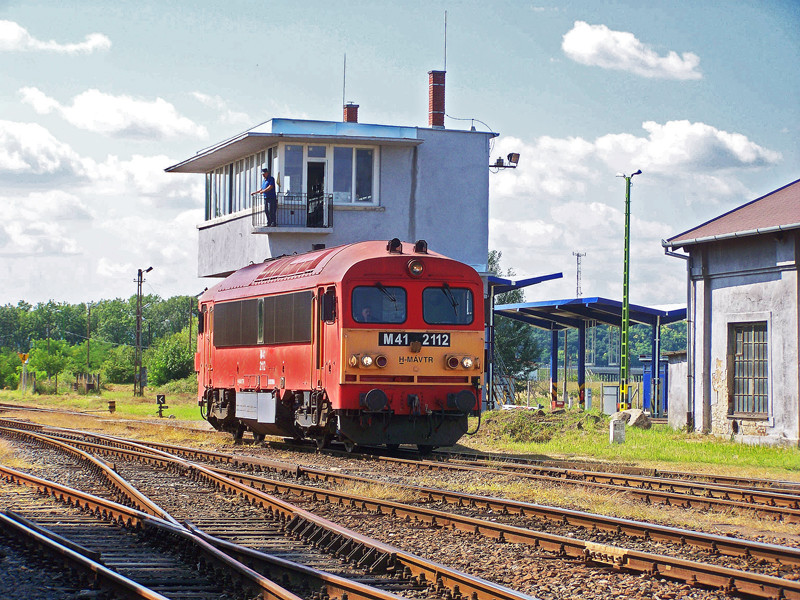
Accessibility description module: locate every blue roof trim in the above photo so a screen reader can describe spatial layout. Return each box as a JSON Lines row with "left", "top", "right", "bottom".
{"left": 495, "top": 296, "right": 686, "bottom": 329}
{"left": 487, "top": 272, "right": 563, "bottom": 295}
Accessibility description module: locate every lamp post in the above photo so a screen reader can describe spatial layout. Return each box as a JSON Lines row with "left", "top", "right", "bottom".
{"left": 617, "top": 170, "right": 641, "bottom": 410}
{"left": 134, "top": 266, "right": 153, "bottom": 397}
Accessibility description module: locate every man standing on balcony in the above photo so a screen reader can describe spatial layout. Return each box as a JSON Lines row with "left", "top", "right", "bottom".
{"left": 252, "top": 167, "right": 277, "bottom": 227}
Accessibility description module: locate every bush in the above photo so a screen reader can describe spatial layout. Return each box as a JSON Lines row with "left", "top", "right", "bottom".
{"left": 145, "top": 333, "right": 194, "bottom": 386}
{"left": 102, "top": 346, "right": 135, "bottom": 383}
{"left": 0, "top": 350, "right": 21, "bottom": 389}
{"left": 155, "top": 374, "right": 198, "bottom": 395}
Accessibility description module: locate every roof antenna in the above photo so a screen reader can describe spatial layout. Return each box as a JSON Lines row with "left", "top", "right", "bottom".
{"left": 443, "top": 10, "right": 447, "bottom": 72}
{"left": 342, "top": 53, "right": 346, "bottom": 110}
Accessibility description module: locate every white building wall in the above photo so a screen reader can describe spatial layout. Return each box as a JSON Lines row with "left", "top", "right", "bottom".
{"left": 196, "top": 128, "right": 491, "bottom": 277}
{"left": 687, "top": 234, "right": 799, "bottom": 446}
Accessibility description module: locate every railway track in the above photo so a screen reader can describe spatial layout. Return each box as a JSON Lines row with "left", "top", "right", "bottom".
{"left": 3, "top": 421, "right": 800, "bottom": 599}
{"left": 0, "top": 423, "right": 538, "bottom": 600}
{"left": 431, "top": 451, "right": 800, "bottom": 494}
{"left": 317, "top": 447, "right": 800, "bottom": 520}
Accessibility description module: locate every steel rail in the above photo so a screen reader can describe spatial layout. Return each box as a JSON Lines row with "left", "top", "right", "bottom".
{"left": 32, "top": 427, "right": 800, "bottom": 568}
{"left": 186, "top": 461, "right": 537, "bottom": 600}
{"left": 0, "top": 465, "right": 314, "bottom": 600}
{"left": 0, "top": 426, "right": 180, "bottom": 526}
{"left": 431, "top": 449, "right": 800, "bottom": 493}
{"left": 364, "top": 454, "right": 800, "bottom": 521}
{"left": 448, "top": 457, "right": 800, "bottom": 506}
{"left": 0, "top": 511, "right": 171, "bottom": 600}
{"left": 15, "top": 418, "right": 800, "bottom": 514}
{"left": 88, "top": 428, "right": 800, "bottom": 522}
{"left": 208, "top": 463, "right": 800, "bottom": 600}
{"left": 5, "top": 425, "right": 540, "bottom": 600}
{"left": 75, "top": 427, "right": 800, "bottom": 519}
{"left": 186, "top": 522, "right": 429, "bottom": 600}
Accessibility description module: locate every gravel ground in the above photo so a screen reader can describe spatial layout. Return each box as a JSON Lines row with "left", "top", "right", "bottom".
{"left": 2, "top": 426, "right": 798, "bottom": 600}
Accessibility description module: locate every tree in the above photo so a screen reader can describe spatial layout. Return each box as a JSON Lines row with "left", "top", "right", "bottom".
{"left": 488, "top": 251, "right": 541, "bottom": 383}
{"left": 145, "top": 329, "right": 195, "bottom": 386}
{"left": 28, "top": 338, "right": 70, "bottom": 392}
{"left": 102, "top": 345, "right": 136, "bottom": 384}
{"left": 0, "top": 350, "right": 21, "bottom": 389}
{"left": 92, "top": 299, "right": 135, "bottom": 346}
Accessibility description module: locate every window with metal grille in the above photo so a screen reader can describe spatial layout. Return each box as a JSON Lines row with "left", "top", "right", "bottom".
{"left": 730, "top": 322, "right": 768, "bottom": 416}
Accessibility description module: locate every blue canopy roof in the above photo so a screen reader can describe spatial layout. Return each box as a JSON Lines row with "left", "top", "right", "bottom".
{"left": 495, "top": 296, "right": 686, "bottom": 330}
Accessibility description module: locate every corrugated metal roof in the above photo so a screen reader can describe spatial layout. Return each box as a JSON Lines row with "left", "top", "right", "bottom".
{"left": 666, "top": 178, "right": 800, "bottom": 248}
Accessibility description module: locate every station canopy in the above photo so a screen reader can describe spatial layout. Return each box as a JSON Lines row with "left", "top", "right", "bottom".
{"left": 494, "top": 296, "right": 686, "bottom": 330}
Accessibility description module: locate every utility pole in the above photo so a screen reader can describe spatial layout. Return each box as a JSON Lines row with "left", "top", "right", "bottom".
{"left": 134, "top": 266, "right": 153, "bottom": 396}
{"left": 572, "top": 252, "right": 586, "bottom": 297}
{"left": 86, "top": 303, "right": 91, "bottom": 372}
{"left": 617, "top": 170, "right": 642, "bottom": 411}
{"left": 188, "top": 296, "right": 193, "bottom": 351}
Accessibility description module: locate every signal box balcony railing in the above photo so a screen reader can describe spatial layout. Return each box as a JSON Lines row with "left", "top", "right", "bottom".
{"left": 251, "top": 193, "right": 333, "bottom": 229}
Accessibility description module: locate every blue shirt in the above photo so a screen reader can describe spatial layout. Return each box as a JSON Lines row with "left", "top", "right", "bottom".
{"left": 261, "top": 176, "right": 277, "bottom": 199}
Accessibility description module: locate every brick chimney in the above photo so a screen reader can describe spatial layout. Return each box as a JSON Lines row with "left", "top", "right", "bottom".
{"left": 428, "top": 70, "right": 445, "bottom": 128}
{"left": 343, "top": 102, "right": 359, "bottom": 123}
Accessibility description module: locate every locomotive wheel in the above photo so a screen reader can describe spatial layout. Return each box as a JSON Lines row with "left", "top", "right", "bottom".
{"left": 417, "top": 444, "right": 434, "bottom": 455}
{"left": 233, "top": 423, "right": 246, "bottom": 444}
{"left": 342, "top": 439, "right": 357, "bottom": 453}
{"left": 314, "top": 435, "right": 331, "bottom": 450}
{"left": 253, "top": 432, "right": 266, "bottom": 443}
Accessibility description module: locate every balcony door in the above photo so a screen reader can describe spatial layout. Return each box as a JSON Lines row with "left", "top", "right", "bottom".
{"left": 307, "top": 161, "right": 327, "bottom": 227}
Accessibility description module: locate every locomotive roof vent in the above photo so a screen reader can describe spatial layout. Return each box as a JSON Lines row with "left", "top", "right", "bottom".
{"left": 413, "top": 239, "right": 428, "bottom": 254}
{"left": 387, "top": 238, "right": 403, "bottom": 254}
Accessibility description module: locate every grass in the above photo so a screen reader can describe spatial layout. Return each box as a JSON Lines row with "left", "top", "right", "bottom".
{"left": 0, "top": 382, "right": 202, "bottom": 422}
{"left": 462, "top": 408, "right": 800, "bottom": 480}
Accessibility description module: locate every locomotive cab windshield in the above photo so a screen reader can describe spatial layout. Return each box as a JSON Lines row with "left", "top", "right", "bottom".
{"left": 423, "top": 286, "right": 474, "bottom": 325}
{"left": 352, "top": 285, "right": 407, "bottom": 323}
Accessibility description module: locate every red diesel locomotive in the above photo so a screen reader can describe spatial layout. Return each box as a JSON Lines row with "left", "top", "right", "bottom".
{"left": 196, "top": 238, "right": 484, "bottom": 451}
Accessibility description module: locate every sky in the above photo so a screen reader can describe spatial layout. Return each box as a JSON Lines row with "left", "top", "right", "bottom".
{"left": 1, "top": 0, "right": 798, "bottom": 307}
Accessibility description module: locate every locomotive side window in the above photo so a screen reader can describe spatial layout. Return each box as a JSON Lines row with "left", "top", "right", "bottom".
{"left": 423, "top": 286, "right": 474, "bottom": 325}
{"left": 214, "top": 292, "right": 312, "bottom": 348}
{"left": 352, "top": 285, "right": 407, "bottom": 324}
{"left": 214, "top": 301, "right": 242, "bottom": 347}
{"left": 263, "top": 291, "right": 313, "bottom": 344}
{"left": 197, "top": 308, "right": 205, "bottom": 334}
{"left": 257, "top": 299, "right": 264, "bottom": 344}
{"left": 239, "top": 299, "right": 259, "bottom": 345}
{"left": 322, "top": 287, "right": 336, "bottom": 322}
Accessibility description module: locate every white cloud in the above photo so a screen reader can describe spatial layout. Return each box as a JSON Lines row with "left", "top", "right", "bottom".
{"left": 96, "top": 257, "right": 134, "bottom": 279}
{"left": 0, "top": 120, "right": 86, "bottom": 177}
{"left": 562, "top": 21, "right": 702, "bottom": 80}
{"left": 0, "top": 220, "right": 79, "bottom": 257}
{"left": 9, "top": 191, "right": 93, "bottom": 222}
{"left": 488, "top": 121, "right": 781, "bottom": 304}
{"left": 0, "top": 20, "right": 110, "bottom": 54}
{"left": 20, "top": 87, "right": 208, "bottom": 140}
{"left": 192, "top": 92, "right": 251, "bottom": 126}
{"left": 0, "top": 120, "right": 202, "bottom": 206}
{"left": 85, "top": 154, "right": 203, "bottom": 207}
{"left": 594, "top": 120, "right": 782, "bottom": 173}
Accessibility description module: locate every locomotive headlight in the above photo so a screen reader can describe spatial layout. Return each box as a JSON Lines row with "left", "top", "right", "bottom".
{"left": 361, "top": 355, "right": 374, "bottom": 367}
{"left": 461, "top": 357, "right": 474, "bottom": 369}
{"left": 407, "top": 259, "right": 424, "bottom": 277}
{"left": 375, "top": 355, "right": 388, "bottom": 368}
{"left": 446, "top": 356, "right": 460, "bottom": 369}
{"left": 349, "top": 354, "right": 360, "bottom": 368}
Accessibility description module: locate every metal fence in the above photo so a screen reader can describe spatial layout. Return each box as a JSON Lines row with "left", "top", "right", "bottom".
{"left": 251, "top": 193, "right": 333, "bottom": 229}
